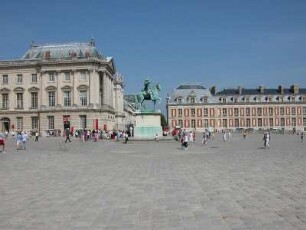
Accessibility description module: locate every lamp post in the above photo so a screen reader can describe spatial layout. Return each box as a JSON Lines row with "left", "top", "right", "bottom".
{"left": 166, "top": 94, "right": 171, "bottom": 126}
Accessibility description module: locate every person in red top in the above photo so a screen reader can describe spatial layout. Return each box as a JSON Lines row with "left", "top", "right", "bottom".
{"left": 0, "top": 133, "right": 5, "bottom": 152}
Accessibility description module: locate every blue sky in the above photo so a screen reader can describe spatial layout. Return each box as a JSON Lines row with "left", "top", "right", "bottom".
{"left": 0, "top": 0, "right": 305, "bottom": 110}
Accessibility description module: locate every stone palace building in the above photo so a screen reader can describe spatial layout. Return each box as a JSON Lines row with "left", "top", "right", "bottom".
{"left": 167, "top": 84, "right": 306, "bottom": 132}
{"left": 0, "top": 39, "right": 134, "bottom": 135}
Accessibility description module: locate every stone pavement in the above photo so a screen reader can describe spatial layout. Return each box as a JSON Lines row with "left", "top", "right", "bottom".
{"left": 0, "top": 133, "right": 305, "bottom": 230}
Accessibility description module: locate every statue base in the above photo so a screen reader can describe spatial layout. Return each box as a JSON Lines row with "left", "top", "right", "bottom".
{"left": 134, "top": 111, "right": 162, "bottom": 139}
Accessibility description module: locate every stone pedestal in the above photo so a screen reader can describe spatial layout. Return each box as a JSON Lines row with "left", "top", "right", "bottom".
{"left": 134, "top": 111, "right": 162, "bottom": 139}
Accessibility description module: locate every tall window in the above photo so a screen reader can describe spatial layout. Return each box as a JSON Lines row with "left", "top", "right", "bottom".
{"left": 64, "top": 72, "right": 71, "bottom": 81}
{"left": 1, "top": 94, "right": 8, "bottom": 109}
{"left": 79, "top": 90, "right": 87, "bottom": 106}
{"left": 80, "top": 71, "right": 87, "bottom": 81}
{"left": 47, "top": 116, "right": 54, "bottom": 129}
{"left": 246, "top": 119, "right": 251, "bottom": 127}
{"left": 222, "top": 108, "right": 227, "bottom": 117}
{"left": 280, "top": 107, "right": 285, "bottom": 115}
{"left": 17, "top": 74, "right": 22, "bottom": 84}
{"left": 257, "top": 108, "right": 262, "bottom": 116}
{"left": 2, "top": 75, "right": 8, "bottom": 85}
{"left": 269, "top": 118, "right": 273, "bottom": 127}
{"left": 31, "top": 117, "right": 38, "bottom": 129}
{"left": 49, "top": 73, "right": 55, "bottom": 82}
{"left": 204, "top": 119, "right": 209, "bottom": 128}
{"left": 178, "top": 109, "right": 182, "bottom": 117}
{"left": 280, "top": 118, "right": 285, "bottom": 126}
{"left": 16, "top": 93, "right": 23, "bottom": 108}
{"left": 64, "top": 91, "right": 71, "bottom": 106}
{"left": 258, "top": 118, "right": 262, "bottom": 127}
{"left": 222, "top": 119, "right": 228, "bottom": 128}
{"left": 303, "top": 106, "right": 306, "bottom": 115}
{"left": 269, "top": 107, "right": 273, "bottom": 116}
{"left": 191, "top": 119, "right": 196, "bottom": 128}
{"left": 32, "top": 74, "right": 37, "bottom": 83}
{"left": 204, "top": 108, "right": 208, "bottom": 117}
{"left": 292, "top": 118, "right": 296, "bottom": 127}
{"left": 191, "top": 109, "right": 195, "bottom": 117}
{"left": 234, "top": 119, "right": 239, "bottom": 127}
{"left": 246, "top": 108, "right": 250, "bottom": 116}
{"left": 178, "top": 120, "right": 183, "bottom": 127}
{"left": 234, "top": 108, "right": 239, "bottom": 116}
{"left": 291, "top": 107, "right": 296, "bottom": 115}
{"left": 31, "top": 92, "right": 38, "bottom": 108}
{"left": 80, "top": 115, "right": 87, "bottom": 129}
{"left": 48, "top": 91, "right": 55, "bottom": 106}
{"left": 17, "top": 117, "right": 23, "bottom": 130}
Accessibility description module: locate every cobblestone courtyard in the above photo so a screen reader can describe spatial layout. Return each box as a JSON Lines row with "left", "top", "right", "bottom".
{"left": 0, "top": 133, "right": 305, "bottom": 230}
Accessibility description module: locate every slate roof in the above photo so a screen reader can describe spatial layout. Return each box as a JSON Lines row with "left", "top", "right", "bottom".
{"left": 176, "top": 84, "right": 206, "bottom": 90}
{"left": 217, "top": 88, "right": 306, "bottom": 95}
{"left": 21, "top": 39, "right": 106, "bottom": 61}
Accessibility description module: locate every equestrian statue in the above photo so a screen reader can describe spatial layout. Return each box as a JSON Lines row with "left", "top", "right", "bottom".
{"left": 135, "top": 79, "right": 161, "bottom": 111}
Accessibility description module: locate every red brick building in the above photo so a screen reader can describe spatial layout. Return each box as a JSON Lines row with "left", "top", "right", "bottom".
{"left": 167, "top": 84, "right": 306, "bottom": 132}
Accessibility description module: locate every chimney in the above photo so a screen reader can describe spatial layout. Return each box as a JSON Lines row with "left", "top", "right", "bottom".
{"left": 238, "top": 86, "right": 242, "bottom": 95}
{"left": 259, "top": 85, "right": 265, "bottom": 94}
{"left": 210, "top": 86, "right": 216, "bottom": 95}
{"left": 291, "top": 84, "right": 299, "bottom": 94}
{"left": 45, "top": 51, "right": 50, "bottom": 60}
{"left": 278, "top": 85, "right": 284, "bottom": 94}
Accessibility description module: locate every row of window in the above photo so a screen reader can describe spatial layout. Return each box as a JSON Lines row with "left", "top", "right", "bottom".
{"left": 1, "top": 90, "right": 88, "bottom": 109}
{"left": 172, "top": 106, "right": 306, "bottom": 117}
{"left": 15, "top": 115, "right": 87, "bottom": 130}
{"left": 174, "top": 95, "right": 306, "bottom": 104}
{"left": 1, "top": 72, "right": 87, "bottom": 85}
{"left": 173, "top": 117, "right": 306, "bottom": 129}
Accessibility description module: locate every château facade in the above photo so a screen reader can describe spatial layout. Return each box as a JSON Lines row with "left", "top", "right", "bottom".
{"left": 167, "top": 84, "right": 306, "bottom": 132}
{"left": 0, "top": 40, "right": 130, "bottom": 135}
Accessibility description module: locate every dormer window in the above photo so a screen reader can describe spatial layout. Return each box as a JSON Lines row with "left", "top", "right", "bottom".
{"left": 190, "top": 97, "right": 195, "bottom": 104}
{"left": 219, "top": 97, "right": 226, "bottom": 103}
{"left": 177, "top": 98, "right": 182, "bottom": 104}
{"left": 201, "top": 96, "right": 208, "bottom": 103}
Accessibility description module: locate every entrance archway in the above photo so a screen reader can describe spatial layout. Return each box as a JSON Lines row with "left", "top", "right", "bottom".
{"left": 0, "top": 117, "right": 10, "bottom": 132}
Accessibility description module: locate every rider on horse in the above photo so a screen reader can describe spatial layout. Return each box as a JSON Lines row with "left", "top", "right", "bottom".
{"left": 142, "top": 79, "right": 153, "bottom": 99}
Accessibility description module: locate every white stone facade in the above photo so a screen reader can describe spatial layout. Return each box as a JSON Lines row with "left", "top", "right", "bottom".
{"left": 0, "top": 41, "right": 128, "bottom": 135}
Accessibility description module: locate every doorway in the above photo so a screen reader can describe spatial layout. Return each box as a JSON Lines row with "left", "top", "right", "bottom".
{"left": 1, "top": 117, "right": 10, "bottom": 132}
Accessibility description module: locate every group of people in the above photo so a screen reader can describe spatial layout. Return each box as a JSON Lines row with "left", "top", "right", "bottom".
{"left": 179, "top": 130, "right": 196, "bottom": 150}
{"left": 15, "top": 131, "right": 29, "bottom": 150}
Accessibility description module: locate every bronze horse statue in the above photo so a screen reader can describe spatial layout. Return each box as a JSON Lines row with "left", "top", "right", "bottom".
{"left": 135, "top": 83, "right": 161, "bottom": 111}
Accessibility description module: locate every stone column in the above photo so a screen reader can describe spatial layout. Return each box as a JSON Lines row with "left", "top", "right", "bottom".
{"left": 40, "top": 72, "right": 45, "bottom": 107}
{"left": 72, "top": 71, "right": 78, "bottom": 106}
{"left": 89, "top": 70, "right": 98, "bottom": 106}
{"left": 103, "top": 72, "right": 108, "bottom": 105}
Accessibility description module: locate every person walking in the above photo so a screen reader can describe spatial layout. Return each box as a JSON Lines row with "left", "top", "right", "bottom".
{"left": 223, "top": 130, "right": 227, "bottom": 142}
{"left": 124, "top": 132, "right": 129, "bottom": 144}
{"left": 301, "top": 132, "right": 304, "bottom": 142}
{"left": 65, "top": 128, "right": 71, "bottom": 143}
{"left": 35, "top": 131, "right": 39, "bottom": 141}
{"left": 263, "top": 131, "right": 270, "bottom": 148}
{"left": 201, "top": 131, "right": 207, "bottom": 146}
{"left": 21, "top": 131, "right": 28, "bottom": 150}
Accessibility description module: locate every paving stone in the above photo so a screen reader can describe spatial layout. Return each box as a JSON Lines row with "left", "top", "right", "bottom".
{"left": 0, "top": 133, "right": 305, "bottom": 229}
